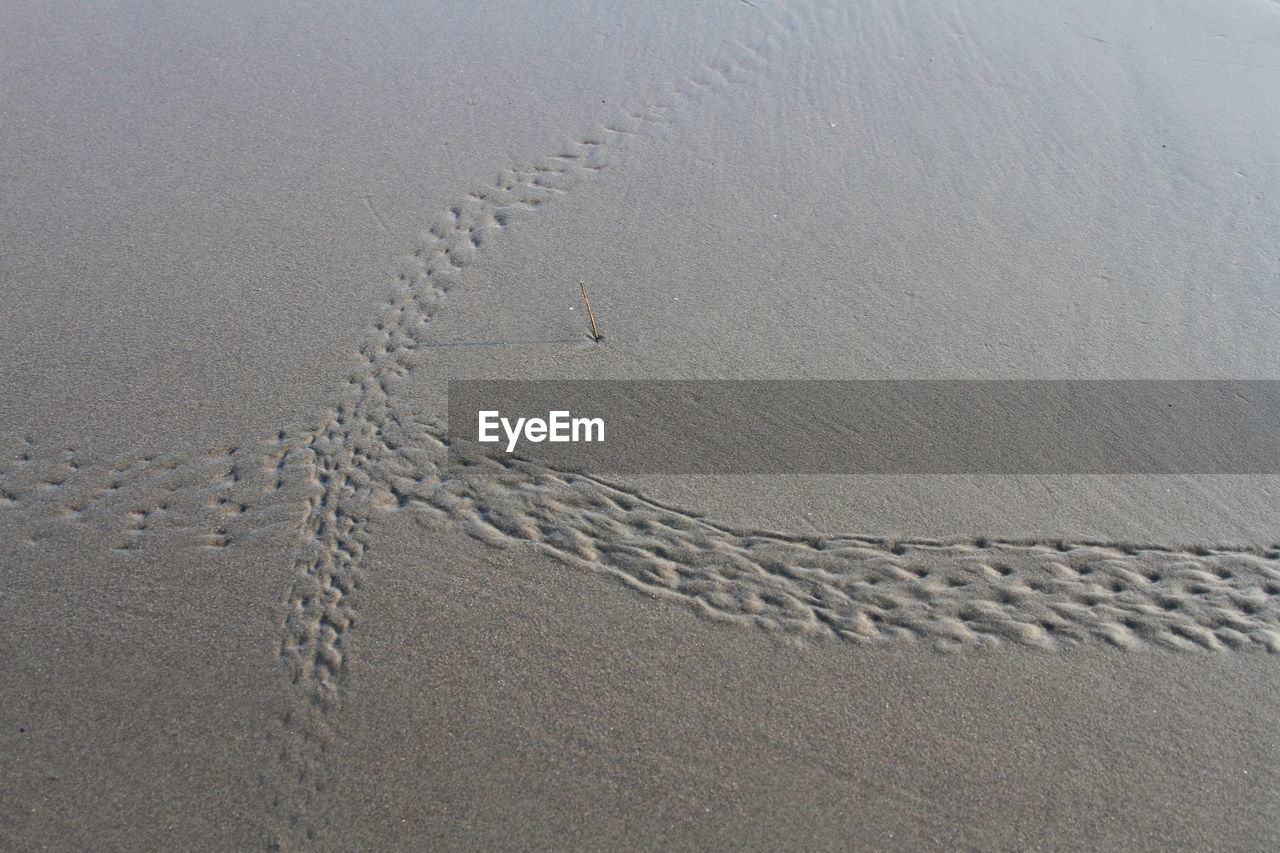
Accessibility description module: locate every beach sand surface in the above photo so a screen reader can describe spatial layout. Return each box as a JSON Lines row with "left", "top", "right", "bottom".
{"left": 3, "top": 0, "right": 1279, "bottom": 849}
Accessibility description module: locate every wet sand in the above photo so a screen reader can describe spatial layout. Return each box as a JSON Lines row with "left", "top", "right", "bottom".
{"left": 3, "top": 0, "right": 1279, "bottom": 849}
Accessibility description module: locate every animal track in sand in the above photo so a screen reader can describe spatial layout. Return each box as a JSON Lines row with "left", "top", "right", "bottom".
{"left": 6, "top": 415, "right": 1280, "bottom": 657}
{"left": 2, "top": 1, "right": 1278, "bottom": 848}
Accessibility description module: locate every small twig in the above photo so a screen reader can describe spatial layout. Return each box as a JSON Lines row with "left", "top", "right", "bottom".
{"left": 579, "top": 281, "right": 602, "bottom": 341}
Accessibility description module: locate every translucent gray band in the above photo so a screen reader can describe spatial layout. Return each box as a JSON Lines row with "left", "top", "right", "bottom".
{"left": 448, "top": 380, "right": 1280, "bottom": 474}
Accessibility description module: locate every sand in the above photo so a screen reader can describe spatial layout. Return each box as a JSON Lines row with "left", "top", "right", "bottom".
{"left": 2, "top": 0, "right": 1279, "bottom": 849}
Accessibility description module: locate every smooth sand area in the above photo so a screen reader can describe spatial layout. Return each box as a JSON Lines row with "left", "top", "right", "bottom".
{"left": 3, "top": 0, "right": 1279, "bottom": 849}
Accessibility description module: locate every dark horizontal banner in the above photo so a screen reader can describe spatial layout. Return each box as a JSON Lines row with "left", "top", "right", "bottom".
{"left": 446, "top": 380, "right": 1280, "bottom": 474}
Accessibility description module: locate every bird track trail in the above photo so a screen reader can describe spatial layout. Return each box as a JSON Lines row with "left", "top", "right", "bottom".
{"left": 2, "top": 2, "right": 1279, "bottom": 848}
